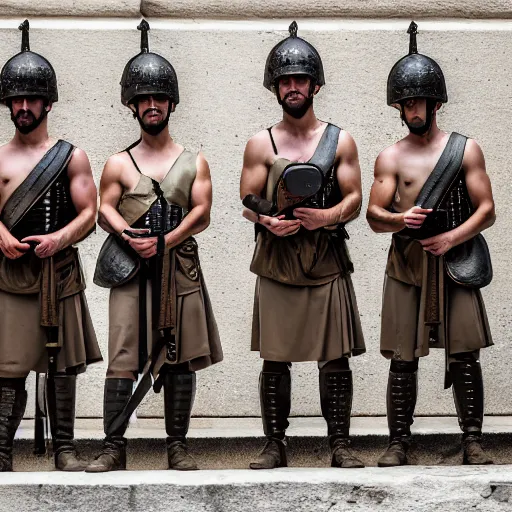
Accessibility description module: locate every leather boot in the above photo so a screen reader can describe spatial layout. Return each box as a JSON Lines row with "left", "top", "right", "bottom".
{"left": 320, "top": 370, "right": 364, "bottom": 468}
{"left": 378, "top": 366, "right": 417, "bottom": 467}
{"left": 164, "top": 371, "right": 198, "bottom": 470}
{"left": 0, "top": 378, "right": 27, "bottom": 472}
{"left": 49, "top": 374, "right": 86, "bottom": 471}
{"left": 85, "top": 378, "right": 133, "bottom": 473}
{"left": 451, "top": 360, "right": 493, "bottom": 465}
{"left": 250, "top": 371, "right": 290, "bottom": 470}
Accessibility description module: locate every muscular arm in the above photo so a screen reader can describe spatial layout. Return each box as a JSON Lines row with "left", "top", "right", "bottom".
{"left": 164, "top": 152, "right": 212, "bottom": 249}
{"left": 240, "top": 134, "right": 271, "bottom": 223}
{"left": 240, "top": 133, "right": 301, "bottom": 236}
{"left": 325, "top": 131, "right": 362, "bottom": 224}
{"left": 366, "top": 150, "right": 407, "bottom": 233}
{"left": 97, "top": 155, "right": 131, "bottom": 236}
{"left": 57, "top": 148, "right": 97, "bottom": 246}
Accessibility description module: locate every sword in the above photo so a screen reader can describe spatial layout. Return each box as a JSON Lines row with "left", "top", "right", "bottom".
{"left": 106, "top": 332, "right": 169, "bottom": 435}
{"left": 33, "top": 372, "right": 47, "bottom": 455}
{"left": 107, "top": 229, "right": 172, "bottom": 436}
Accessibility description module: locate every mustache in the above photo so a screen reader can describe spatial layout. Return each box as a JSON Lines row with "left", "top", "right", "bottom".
{"left": 15, "top": 109, "right": 36, "bottom": 121}
{"left": 142, "top": 107, "right": 162, "bottom": 118}
{"left": 284, "top": 91, "right": 305, "bottom": 101}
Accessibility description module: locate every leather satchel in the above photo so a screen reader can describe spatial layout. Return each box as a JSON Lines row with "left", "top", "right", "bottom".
{"left": 93, "top": 234, "right": 140, "bottom": 289}
{"left": 444, "top": 233, "right": 492, "bottom": 288}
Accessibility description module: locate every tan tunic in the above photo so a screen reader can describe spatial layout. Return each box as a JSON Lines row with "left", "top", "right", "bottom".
{"left": 250, "top": 158, "right": 365, "bottom": 362}
{"left": 0, "top": 247, "right": 102, "bottom": 378}
{"left": 381, "top": 234, "right": 493, "bottom": 361}
{"left": 106, "top": 150, "right": 222, "bottom": 377}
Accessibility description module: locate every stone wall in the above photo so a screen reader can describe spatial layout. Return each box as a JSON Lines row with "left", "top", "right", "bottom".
{"left": 0, "top": 9, "right": 509, "bottom": 418}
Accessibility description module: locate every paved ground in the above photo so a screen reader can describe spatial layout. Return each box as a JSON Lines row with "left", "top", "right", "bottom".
{"left": 2, "top": 466, "right": 512, "bottom": 511}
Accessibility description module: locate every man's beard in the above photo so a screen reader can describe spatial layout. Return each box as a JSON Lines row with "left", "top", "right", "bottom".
{"left": 279, "top": 93, "right": 313, "bottom": 119}
{"left": 11, "top": 108, "right": 47, "bottom": 134}
{"left": 401, "top": 99, "right": 437, "bottom": 136}
{"left": 135, "top": 107, "right": 171, "bottom": 136}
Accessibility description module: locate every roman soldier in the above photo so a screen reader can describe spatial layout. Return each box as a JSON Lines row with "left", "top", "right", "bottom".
{"left": 240, "top": 22, "right": 366, "bottom": 469}
{"left": 367, "top": 22, "right": 495, "bottom": 466}
{"left": 0, "top": 20, "right": 102, "bottom": 471}
{"left": 86, "top": 20, "right": 222, "bottom": 473}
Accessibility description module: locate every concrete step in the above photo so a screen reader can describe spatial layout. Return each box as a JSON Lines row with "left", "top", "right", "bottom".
{"left": 11, "top": 416, "right": 512, "bottom": 471}
{"left": 1, "top": 466, "right": 512, "bottom": 512}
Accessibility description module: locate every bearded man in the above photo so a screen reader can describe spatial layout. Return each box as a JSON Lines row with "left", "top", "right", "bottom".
{"left": 0, "top": 20, "right": 102, "bottom": 472}
{"left": 86, "top": 20, "right": 222, "bottom": 473}
{"left": 240, "top": 22, "right": 366, "bottom": 470}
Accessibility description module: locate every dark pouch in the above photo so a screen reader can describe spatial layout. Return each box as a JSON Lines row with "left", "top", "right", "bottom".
{"left": 273, "top": 162, "right": 324, "bottom": 218}
{"left": 444, "top": 233, "right": 492, "bottom": 288}
{"left": 93, "top": 234, "right": 140, "bottom": 289}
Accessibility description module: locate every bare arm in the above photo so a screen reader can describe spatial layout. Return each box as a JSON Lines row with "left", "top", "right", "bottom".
{"left": 97, "top": 155, "right": 131, "bottom": 236}
{"left": 240, "top": 133, "right": 301, "bottom": 236}
{"left": 164, "top": 152, "right": 212, "bottom": 249}
{"left": 294, "top": 131, "right": 362, "bottom": 229}
{"left": 21, "top": 148, "right": 98, "bottom": 257}
{"left": 420, "top": 139, "right": 495, "bottom": 255}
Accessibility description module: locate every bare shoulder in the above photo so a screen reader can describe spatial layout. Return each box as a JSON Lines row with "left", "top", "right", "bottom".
{"left": 463, "top": 137, "right": 485, "bottom": 166}
{"left": 337, "top": 129, "right": 357, "bottom": 151}
{"left": 100, "top": 151, "right": 130, "bottom": 183}
{"left": 0, "top": 140, "right": 13, "bottom": 157}
{"left": 66, "top": 147, "right": 92, "bottom": 177}
{"left": 375, "top": 143, "right": 400, "bottom": 175}
{"left": 195, "top": 150, "right": 211, "bottom": 178}
{"left": 245, "top": 129, "right": 272, "bottom": 154}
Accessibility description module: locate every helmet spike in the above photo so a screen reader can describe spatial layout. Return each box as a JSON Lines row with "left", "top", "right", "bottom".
{"left": 19, "top": 19, "right": 30, "bottom": 52}
{"left": 407, "top": 21, "right": 418, "bottom": 55}
{"left": 138, "top": 19, "right": 150, "bottom": 53}
{"left": 288, "top": 21, "right": 298, "bottom": 38}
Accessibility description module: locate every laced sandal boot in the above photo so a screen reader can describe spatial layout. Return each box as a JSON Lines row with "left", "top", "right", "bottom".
{"left": 250, "top": 370, "right": 291, "bottom": 470}
{"left": 167, "top": 439, "right": 198, "bottom": 470}
{"left": 0, "top": 378, "right": 27, "bottom": 472}
{"left": 463, "top": 435, "right": 493, "bottom": 465}
{"left": 330, "top": 437, "right": 364, "bottom": 468}
{"left": 164, "top": 372, "right": 198, "bottom": 471}
{"left": 320, "top": 370, "right": 364, "bottom": 469}
{"left": 378, "top": 440, "right": 408, "bottom": 467}
{"left": 49, "top": 375, "right": 87, "bottom": 471}
{"left": 377, "top": 365, "right": 417, "bottom": 468}
{"left": 250, "top": 437, "right": 287, "bottom": 469}
{"left": 450, "top": 360, "right": 493, "bottom": 465}
{"left": 85, "top": 378, "right": 133, "bottom": 473}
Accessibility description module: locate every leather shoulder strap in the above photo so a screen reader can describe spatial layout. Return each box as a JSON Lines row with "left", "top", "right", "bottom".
{"left": 309, "top": 123, "right": 341, "bottom": 175}
{"left": 1, "top": 140, "right": 74, "bottom": 230}
{"left": 415, "top": 132, "right": 468, "bottom": 210}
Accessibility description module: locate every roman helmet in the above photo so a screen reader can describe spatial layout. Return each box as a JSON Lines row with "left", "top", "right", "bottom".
{"left": 387, "top": 21, "right": 447, "bottom": 106}
{"left": 120, "top": 19, "right": 179, "bottom": 107}
{"left": 263, "top": 21, "right": 325, "bottom": 92}
{"left": 0, "top": 20, "right": 58, "bottom": 103}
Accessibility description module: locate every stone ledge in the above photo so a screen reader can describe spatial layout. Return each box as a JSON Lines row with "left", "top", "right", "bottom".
{"left": 0, "top": 467, "right": 512, "bottom": 511}
{"left": 15, "top": 416, "right": 512, "bottom": 439}
{"left": 0, "top": 0, "right": 141, "bottom": 17}
{"left": 0, "top": 0, "right": 510, "bottom": 19}
{"left": 141, "top": 0, "right": 512, "bottom": 19}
